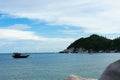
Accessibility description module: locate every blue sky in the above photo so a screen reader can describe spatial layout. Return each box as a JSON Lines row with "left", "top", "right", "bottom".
{"left": 0, "top": 0, "right": 120, "bottom": 53}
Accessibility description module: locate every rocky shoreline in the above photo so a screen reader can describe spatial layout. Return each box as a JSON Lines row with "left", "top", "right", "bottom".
{"left": 64, "top": 75, "right": 97, "bottom": 80}
{"left": 59, "top": 47, "right": 119, "bottom": 53}
{"left": 64, "top": 59, "right": 120, "bottom": 80}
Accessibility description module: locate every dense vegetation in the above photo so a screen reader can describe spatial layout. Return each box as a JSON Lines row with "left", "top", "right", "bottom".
{"left": 66, "top": 34, "right": 120, "bottom": 53}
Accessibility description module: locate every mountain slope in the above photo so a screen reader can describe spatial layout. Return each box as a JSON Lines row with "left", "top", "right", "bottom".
{"left": 60, "top": 34, "right": 120, "bottom": 53}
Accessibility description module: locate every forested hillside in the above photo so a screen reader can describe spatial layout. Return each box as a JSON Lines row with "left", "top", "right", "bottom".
{"left": 60, "top": 34, "right": 120, "bottom": 53}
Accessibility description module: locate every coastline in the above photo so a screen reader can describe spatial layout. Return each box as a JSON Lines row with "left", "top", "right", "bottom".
{"left": 59, "top": 48, "right": 120, "bottom": 53}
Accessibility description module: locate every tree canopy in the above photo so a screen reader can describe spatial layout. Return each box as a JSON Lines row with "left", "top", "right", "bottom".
{"left": 67, "top": 34, "right": 120, "bottom": 53}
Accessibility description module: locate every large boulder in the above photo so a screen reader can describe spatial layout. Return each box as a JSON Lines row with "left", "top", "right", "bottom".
{"left": 64, "top": 75, "right": 96, "bottom": 80}
{"left": 64, "top": 60, "right": 120, "bottom": 80}
{"left": 99, "top": 60, "right": 120, "bottom": 80}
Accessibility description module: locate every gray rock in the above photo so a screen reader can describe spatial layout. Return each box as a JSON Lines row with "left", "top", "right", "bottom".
{"left": 65, "top": 60, "right": 120, "bottom": 80}
{"left": 99, "top": 60, "right": 120, "bottom": 80}
{"left": 64, "top": 75, "right": 96, "bottom": 80}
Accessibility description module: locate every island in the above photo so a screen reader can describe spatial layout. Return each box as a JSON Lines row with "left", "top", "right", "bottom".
{"left": 60, "top": 34, "right": 120, "bottom": 53}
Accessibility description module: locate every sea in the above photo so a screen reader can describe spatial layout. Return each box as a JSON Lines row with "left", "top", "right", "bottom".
{"left": 0, "top": 53, "right": 120, "bottom": 80}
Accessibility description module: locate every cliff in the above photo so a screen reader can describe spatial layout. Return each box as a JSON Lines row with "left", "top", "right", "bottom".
{"left": 60, "top": 34, "right": 120, "bottom": 53}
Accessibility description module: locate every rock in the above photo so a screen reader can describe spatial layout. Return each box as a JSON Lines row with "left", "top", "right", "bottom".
{"left": 99, "top": 60, "right": 120, "bottom": 80}
{"left": 65, "top": 60, "right": 120, "bottom": 80}
{"left": 64, "top": 75, "right": 97, "bottom": 80}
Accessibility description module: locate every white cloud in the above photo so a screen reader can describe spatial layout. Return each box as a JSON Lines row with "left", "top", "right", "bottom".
{"left": 0, "top": 29, "right": 42, "bottom": 40}
{"left": 0, "top": 24, "right": 74, "bottom": 52}
{"left": 0, "top": 27, "right": 74, "bottom": 41}
{"left": 0, "top": 0, "right": 120, "bottom": 34}
{"left": 3, "top": 24, "right": 31, "bottom": 30}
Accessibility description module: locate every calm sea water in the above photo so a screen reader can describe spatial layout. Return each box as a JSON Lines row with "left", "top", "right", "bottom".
{"left": 0, "top": 53, "right": 120, "bottom": 80}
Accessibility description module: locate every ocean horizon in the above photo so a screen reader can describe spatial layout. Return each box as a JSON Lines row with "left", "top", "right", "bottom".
{"left": 0, "top": 53, "right": 120, "bottom": 80}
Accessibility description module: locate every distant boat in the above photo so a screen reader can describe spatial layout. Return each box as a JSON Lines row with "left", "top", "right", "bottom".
{"left": 12, "top": 52, "right": 29, "bottom": 58}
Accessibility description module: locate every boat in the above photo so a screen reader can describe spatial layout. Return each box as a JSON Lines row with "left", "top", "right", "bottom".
{"left": 12, "top": 52, "right": 29, "bottom": 58}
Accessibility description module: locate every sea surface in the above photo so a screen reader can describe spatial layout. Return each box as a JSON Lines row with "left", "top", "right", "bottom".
{"left": 0, "top": 53, "right": 120, "bottom": 80}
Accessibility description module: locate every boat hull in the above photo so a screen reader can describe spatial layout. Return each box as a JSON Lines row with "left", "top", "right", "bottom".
{"left": 12, "top": 53, "right": 29, "bottom": 58}
{"left": 12, "top": 55, "right": 29, "bottom": 58}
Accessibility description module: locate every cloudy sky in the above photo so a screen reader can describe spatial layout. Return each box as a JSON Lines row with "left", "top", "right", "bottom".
{"left": 0, "top": 0, "right": 120, "bottom": 53}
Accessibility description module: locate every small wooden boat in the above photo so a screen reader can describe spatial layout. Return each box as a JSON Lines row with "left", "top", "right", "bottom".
{"left": 12, "top": 52, "right": 29, "bottom": 58}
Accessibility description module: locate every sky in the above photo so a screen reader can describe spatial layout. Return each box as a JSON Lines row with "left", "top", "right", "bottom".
{"left": 0, "top": 0, "right": 120, "bottom": 53}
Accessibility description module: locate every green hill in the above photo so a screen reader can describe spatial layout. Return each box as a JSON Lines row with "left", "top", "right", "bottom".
{"left": 60, "top": 34, "right": 120, "bottom": 53}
